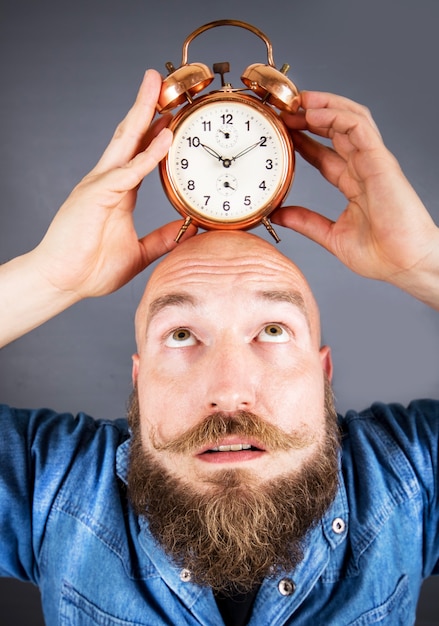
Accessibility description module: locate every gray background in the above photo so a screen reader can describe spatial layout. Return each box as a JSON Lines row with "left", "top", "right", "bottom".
{"left": 1, "top": 0, "right": 438, "bottom": 623}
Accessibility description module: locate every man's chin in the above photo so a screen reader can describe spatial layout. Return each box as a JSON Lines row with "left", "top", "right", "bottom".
{"left": 193, "top": 465, "right": 261, "bottom": 492}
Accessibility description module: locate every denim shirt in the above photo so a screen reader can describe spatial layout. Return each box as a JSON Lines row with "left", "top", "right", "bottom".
{"left": 0, "top": 400, "right": 438, "bottom": 625}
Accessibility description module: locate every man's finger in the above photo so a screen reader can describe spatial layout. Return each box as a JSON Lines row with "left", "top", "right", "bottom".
{"left": 300, "top": 91, "right": 379, "bottom": 128}
{"left": 271, "top": 206, "right": 335, "bottom": 254}
{"left": 93, "top": 69, "right": 164, "bottom": 174}
{"left": 291, "top": 131, "right": 345, "bottom": 188}
{"left": 82, "top": 128, "right": 172, "bottom": 210}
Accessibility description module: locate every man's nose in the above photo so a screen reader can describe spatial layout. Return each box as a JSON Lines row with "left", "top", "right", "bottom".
{"left": 203, "top": 340, "right": 257, "bottom": 412}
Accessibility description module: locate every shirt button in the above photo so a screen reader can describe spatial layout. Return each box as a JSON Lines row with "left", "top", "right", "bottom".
{"left": 180, "top": 568, "right": 192, "bottom": 582}
{"left": 332, "top": 517, "right": 346, "bottom": 534}
{"left": 278, "top": 578, "right": 296, "bottom": 596}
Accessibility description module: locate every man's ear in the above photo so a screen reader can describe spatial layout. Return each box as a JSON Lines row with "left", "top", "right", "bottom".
{"left": 319, "top": 345, "right": 333, "bottom": 381}
{"left": 132, "top": 353, "right": 140, "bottom": 386}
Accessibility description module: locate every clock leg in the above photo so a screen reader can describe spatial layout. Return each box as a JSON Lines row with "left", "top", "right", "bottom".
{"left": 175, "top": 217, "right": 193, "bottom": 243}
{"left": 262, "top": 217, "right": 281, "bottom": 243}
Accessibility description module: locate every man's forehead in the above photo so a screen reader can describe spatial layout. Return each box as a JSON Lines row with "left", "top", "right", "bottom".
{"left": 147, "top": 232, "right": 306, "bottom": 290}
{"left": 135, "top": 231, "right": 321, "bottom": 341}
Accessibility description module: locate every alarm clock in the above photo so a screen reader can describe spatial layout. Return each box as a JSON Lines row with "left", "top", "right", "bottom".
{"left": 157, "top": 19, "right": 300, "bottom": 242}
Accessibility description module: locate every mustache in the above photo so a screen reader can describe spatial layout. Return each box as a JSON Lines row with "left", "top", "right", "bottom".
{"left": 151, "top": 410, "right": 316, "bottom": 455}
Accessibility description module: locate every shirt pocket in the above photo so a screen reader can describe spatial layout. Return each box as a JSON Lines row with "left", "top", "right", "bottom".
{"left": 347, "top": 575, "right": 411, "bottom": 626}
{"left": 59, "top": 581, "right": 148, "bottom": 626}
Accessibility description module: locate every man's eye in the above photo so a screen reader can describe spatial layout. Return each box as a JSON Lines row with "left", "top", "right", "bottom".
{"left": 257, "top": 324, "right": 289, "bottom": 343}
{"left": 165, "top": 328, "right": 197, "bottom": 347}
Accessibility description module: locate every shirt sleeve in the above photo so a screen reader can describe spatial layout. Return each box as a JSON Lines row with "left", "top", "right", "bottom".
{"left": 387, "top": 399, "right": 439, "bottom": 577}
{"left": 350, "top": 399, "right": 439, "bottom": 577}
{"left": 0, "top": 404, "right": 125, "bottom": 583}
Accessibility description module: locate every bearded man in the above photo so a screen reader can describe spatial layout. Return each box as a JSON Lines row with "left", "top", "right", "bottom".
{"left": 0, "top": 70, "right": 438, "bottom": 625}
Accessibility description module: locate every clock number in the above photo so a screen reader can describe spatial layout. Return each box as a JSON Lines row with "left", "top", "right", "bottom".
{"left": 187, "top": 136, "right": 200, "bottom": 148}
{"left": 221, "top": 114, "right": 233, "bottom": 125}
{"left": 188, "top": 180, "right": 195, "bottom": 190}
{"left": 259, "top": 136, "right": 267, "bottom": 147}
{"left": 245, "top": 121, "right": 251, "bottom": 131}
{"left": 181, "top": 158, "right": 189, "bottom": 169}
{"left": 259, "top": 181, "right": 267, "bottom": 190}
{"left": 204, "top": 196, "right": 210, "bottom": 206}
{"left": 202, "top": 121, "right": 211, "bottom": 132}
{"left": 265, "top": 159, "right": 273, "bottom": 170}
{"left": 223, "top": 201, "right": 230, "bottom": 212}
{"left": 244, "top": 195, "right": 251, "bottom": 206}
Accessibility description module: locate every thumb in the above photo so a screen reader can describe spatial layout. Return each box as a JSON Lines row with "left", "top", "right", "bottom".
{"left": 271, "top": 206, "right": 335, "bottom": 253}
{"left": 137, "top": 220, "right": 198, "bottom": 268}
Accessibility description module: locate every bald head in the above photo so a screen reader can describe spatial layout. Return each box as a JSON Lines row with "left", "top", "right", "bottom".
{"left": 135, "top": 231, "right": 322, "bottom": 350}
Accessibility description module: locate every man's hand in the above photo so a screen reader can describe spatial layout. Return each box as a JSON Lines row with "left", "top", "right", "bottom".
{"left": 33, "top": 69, "right": 193, "bottom": 300}
{"left": 0, "top": 69, "right": 196, "bottom": 347}
{"left": 271, "top": 91, "right": 439, "bottom": 307}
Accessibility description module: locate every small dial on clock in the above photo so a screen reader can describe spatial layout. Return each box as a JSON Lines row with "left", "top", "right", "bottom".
{"left": 215, "top": 124, "right": 238, "bottom": 149}
{"left": 216, "top": 174, "right": 238, "bottom": 197}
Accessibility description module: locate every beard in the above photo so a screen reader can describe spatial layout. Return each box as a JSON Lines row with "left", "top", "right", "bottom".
{"left": 126, "top": 381, "right": 340, "bottom": 593}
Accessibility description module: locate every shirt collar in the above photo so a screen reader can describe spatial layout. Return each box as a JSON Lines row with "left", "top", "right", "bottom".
{"left": 116, "top": 437, "right": 131, "bottom": 485}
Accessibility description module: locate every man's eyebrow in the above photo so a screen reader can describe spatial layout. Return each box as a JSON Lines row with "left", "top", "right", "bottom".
{"left": 147, "top": 293, "right": 197, "bottom": 324}
{"left": 258, "top": 290, "right": 309, "bottom": 323}
{"left": 146, "top": 289, "right": 309, "bottom": 325}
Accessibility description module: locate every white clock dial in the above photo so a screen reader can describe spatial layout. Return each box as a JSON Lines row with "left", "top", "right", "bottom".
{"left": 166, "top": 98, "right": 289, "bottom": 224}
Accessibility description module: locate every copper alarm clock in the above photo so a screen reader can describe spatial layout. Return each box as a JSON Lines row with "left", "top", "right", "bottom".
{"left": 157, "top": 20, "right": 300, "bottom": 242}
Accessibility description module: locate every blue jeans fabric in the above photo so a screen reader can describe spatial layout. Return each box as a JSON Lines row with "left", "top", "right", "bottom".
{"left": 0, "top": 400, "right": 438, "bottom": 625}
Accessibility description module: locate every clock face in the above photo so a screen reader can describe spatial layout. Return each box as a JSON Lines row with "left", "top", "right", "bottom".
{"left": 161, "top": 94, "right": 293, "bottom": 228}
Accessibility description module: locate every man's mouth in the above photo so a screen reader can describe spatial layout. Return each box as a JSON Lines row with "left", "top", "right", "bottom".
{"left": 208, "top": 443, "right": 253, "bottom": 452}
{"left": 197, "top": 440, "right": 265, "bottom": 464}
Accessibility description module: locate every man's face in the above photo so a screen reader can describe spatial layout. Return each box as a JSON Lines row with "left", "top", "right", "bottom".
{"left": 132, "top": 231, "right": 332, "bottom": 491}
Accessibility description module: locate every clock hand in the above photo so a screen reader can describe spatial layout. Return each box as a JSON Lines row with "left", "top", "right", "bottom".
{"left": 231, "top": 138, "right": 265, "bottom": 161}
{"left": 200, "top": 142, "right": 232, "bottom": 168}
{"left": 200, "top": 142, "right": 224, "bottom": 161}
{"left": 223, "top": 181, "right": 236, "bottom": 191}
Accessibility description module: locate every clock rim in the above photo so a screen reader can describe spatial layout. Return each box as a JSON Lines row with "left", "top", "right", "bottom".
{"left": 159, "top": 90, "right": 295, "bottom": 231}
